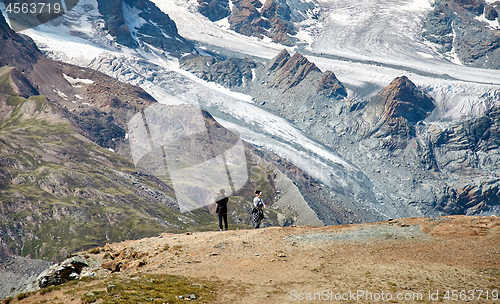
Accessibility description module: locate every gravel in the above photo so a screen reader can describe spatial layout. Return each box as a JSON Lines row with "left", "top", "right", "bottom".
{"left": 285, "top": 223, "right": 430, "bottom": 243}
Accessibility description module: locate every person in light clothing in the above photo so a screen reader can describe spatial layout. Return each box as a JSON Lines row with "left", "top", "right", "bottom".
{"left": 252, "top": 190, "right": 266, "bottom": 228}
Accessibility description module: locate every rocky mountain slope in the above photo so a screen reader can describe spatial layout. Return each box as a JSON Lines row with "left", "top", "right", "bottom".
{"left": 96, "top": 0, "right": 193, "bottom": 55}
{"left": 179, "top": 49, "right": 500, "bottom": 217}
{"left": 196, "top": 0, "right": 311, "bottom": 46}
{"left": 3, "top": 215, "right": 499, "bottom": 303}
{"left": 423, "top": 0, "right": 500, "bottom": 69}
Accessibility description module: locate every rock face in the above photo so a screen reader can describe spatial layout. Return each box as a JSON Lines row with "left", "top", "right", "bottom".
{"left": 317, "top": 71, "right": 348, "bottom": 99}
{"left": 0, "top": 13, "right": 43, "bottom": 73}
{"left": 179, "top": 55, "right": 256, "bottom": 87}
{"left": 374, "top": 76, "right": 435, "bottom": 124}
{"left": 423, "top": 0, "right": 500, "bottom": 69}
{"left": 96, "top": 0, "right": 193, "bottom": 55}
{"left": 485, "top": 5, "right": 499, "bottom": 20}
{"left": 197, "top": 0, "right": 231, "bottom": 22}
{"left": 267, "top": 50, "right": 321, "bottom": 92}
{"left": 228, "top": 0, "right": 296, "bottom": 46}
{"left": 363, "top": 76, "right": 435, "bottom": 142}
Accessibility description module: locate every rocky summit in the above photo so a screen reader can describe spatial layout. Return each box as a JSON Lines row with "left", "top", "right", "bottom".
{"left": 363, "top": 76, "right": 436, "bottom": 141}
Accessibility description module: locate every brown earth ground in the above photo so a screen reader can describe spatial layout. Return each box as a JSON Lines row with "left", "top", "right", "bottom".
{"left": 7, "top": 215, "right": 500, "bottom": 304}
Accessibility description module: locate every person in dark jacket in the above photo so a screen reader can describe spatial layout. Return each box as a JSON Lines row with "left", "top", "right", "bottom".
{"left": 215, "top": 189, "right": 229, "bottom": 231}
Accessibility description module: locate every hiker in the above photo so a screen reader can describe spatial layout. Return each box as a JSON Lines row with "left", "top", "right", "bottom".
{"left": 252, "top": 190, "right": 266, "bottom": 229}
{"left": 215, "top": 189, "right": 229, "bottom": 231}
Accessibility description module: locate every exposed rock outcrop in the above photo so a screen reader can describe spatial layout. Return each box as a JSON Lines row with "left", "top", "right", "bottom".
{"left": 228, "top": 0, "right": 296, "bottom": 46}
{"left": 485, "top": 5, "right": 499, "bottom": 20}
{"left": 364, "top": 76, "right": 435, "bottom": 141}
{"left": 179, "top": 55, "right": 256, "bottom": 87}
{"left": 267, "top": 50, "right": 321, "bottom": 92}
{"left": 454, "top": 0, "right": 485, "bottom": 14}
{"left": 96, "top": 0, "right": 193, "bottom": 55}
{"left": 198, "top": 0, "right": 231, "bottom": 22}
{"left": 423, "top": 0, "right": 500, "bottom": 69}
{"left": 38, "top": 256, "right": 88, "bottom": 288}
{"left": 265, "top": 50, "right": 346, "bottom": 97}
{"left": 379, "top": 76, "right": 436, "bottom": 123}
{"left": 316, "top": 71, "right": 348, "bottom": 99}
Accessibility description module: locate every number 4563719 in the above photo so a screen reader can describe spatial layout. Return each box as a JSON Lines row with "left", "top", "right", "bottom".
{"left": 5, "top": 2, "right": 63, "bottom": 14}
{"left": 443, "top": 290, "right": 499, "bottom": 301}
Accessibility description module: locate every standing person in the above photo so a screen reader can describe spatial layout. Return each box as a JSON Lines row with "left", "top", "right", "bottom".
{"left": 215, "top": 189, "right": 229, "bottom": 231}
{"left": 252, "top": 190, "right": 266, "bottom": 229}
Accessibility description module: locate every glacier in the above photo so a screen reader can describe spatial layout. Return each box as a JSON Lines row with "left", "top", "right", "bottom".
{"left": 3, "top": 0, "right": 500, "bottom": 219}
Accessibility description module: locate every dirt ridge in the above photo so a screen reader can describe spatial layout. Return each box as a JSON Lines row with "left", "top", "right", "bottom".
{"left": 6, "top": 215, "right": 500, "bottom": 303}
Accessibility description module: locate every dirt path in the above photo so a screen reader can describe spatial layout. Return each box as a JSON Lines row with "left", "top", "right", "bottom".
{"left": 8, "top": 216, "right": 500, "bottom": 303}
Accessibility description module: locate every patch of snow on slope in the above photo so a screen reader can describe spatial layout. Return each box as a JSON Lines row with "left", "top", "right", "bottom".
{"left": 22, "top": 0, "right": 114, "bottom": 65}
{"left": 149, "top": 0, "right": 287, "bottom": 58}
{"left": 62, "top": 73, "right": 95, "bottom": 85}
{"left": 24, "top": 29, "right": 108, "bottom": 65}
{"left": 475, "top": 14, "right": 500, "bottom": 30}
{"left": 123, "top": 2, "right": 148, "bottom": 42}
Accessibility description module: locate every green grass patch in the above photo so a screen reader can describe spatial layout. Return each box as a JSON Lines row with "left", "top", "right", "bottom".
{"left": 76, "top": 274, "right": 218, "bottom": 304}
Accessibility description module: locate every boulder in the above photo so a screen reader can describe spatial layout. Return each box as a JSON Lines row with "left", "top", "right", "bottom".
{"left": 485, "top": 5, "right": 499, "bottom": 20}
{"left": 37, "top": 256, "right": 88, "bottom": 288}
